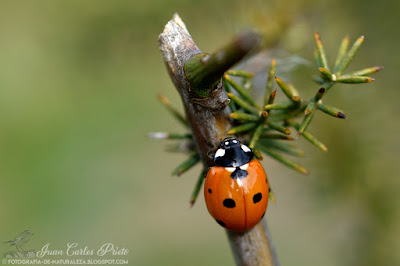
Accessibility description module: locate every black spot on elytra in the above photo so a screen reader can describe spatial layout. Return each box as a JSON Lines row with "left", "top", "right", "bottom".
{"left": 216, "top": 220, "right": 225, "bottom": 227}
{"left": 268, "top": 187, "right": 271, "bottom": 193}
{"left": 266, "top": 178, "right": 268, "bottom": 184}
{"left": 253, "top": 193, "right": 262, "bottom": 204}
{"left": 208, "top": 188, "right": 212, "bottom": 194}
{"left": 230, "top": 168, "right": 248, "bottom": 179}
{"left": 261, "top": 211, "right": 266, "bottom": 219}
{"left": 223, "top": 198, "right": 236, "bottom": 208}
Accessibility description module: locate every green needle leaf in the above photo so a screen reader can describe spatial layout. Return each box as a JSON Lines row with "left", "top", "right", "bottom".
{"left": 260, "top": 133, "right": 293, "bottom": 140}
{"left": 228, "top": 122, "right": 258, "bottom": 135}
{"left": 257, "top": 144, "right": 309, "bottom": 175}
{"left": 190, "top": 169, "right": 206, "bottom": 206}
{"left": 317, "top": 103, "right": 347, "bottom": 119}
{"left": 148, "top": 132, "right": 192, "bottom": 139}
{"left": 349, "top": 66, "right": 383, "bottom": 76}
{"left": 334, "top": 36, "right": 350, "bottom": 73}
{"left": 172, "top": 153, "right": 200, "bottom": 176}
{"left": 223, "top": 77, "right": 232, "bottom": 93}
{"left": 253, "top": 148, "right": 263, "bottom": 160}
{"left": 267, "top": 90, "right": 277, "bottom": 105}
{"left": 318, "top": 67, "right": 333, "bottom": 81}
{"left": 158, "top": 94, "right": 188, "bottom": 127}
{"left": 304, "top": 102, "right": 315, "bottom": 116}
{"left": 314, "top": 87, "right": 326, "bottom": 102}
{"left": 336, "top": 75, "right": 374, "bottom": 83}
{"left": 297, "top": 107, "right": 316, "bottom": 137}
{"left": 266, "top": 120, "right": 291, "bottom": 135}
{"left": 287, "top": 83, "right": 300, "bottom": 99}
{"left": 248, "top": 123, "right": 265, "bottom": 149}
{"left": 227, "top": 93, "right": 260, "bottom": 115}
{"left": 248, "top": 111, "right": 269, "bottom": 149}
{"left": 264, "top": 101, "right": 295, "bottom": 111}
{"left": 224, "top": 78, "right": 237, "bottom": 112}
{"left": 227, "top": 70, "right": 255, "bottom": 79}
{"left": 260, "top": 139, "right": 305, "bottom": 157}
{"left": 314, "top": 32, "right": 330, "bottom": 71}
{"left": 230, "top": 112, "right": 259, "bottom": 122}
{"left": 268, "top": 187, "right": 276, "bottom": 203}
{"left": 302, "top": 131, "right": 328, "bottom": 151}
{"left": 313, "top": 50, "right": 322, "bottom": 69}
{"left": 264, "top": 59, "right": 276, "bottom": 105}
{"left": 334, "top": 35, "right": 365, "bottom": 76}
{"left": 224, "top": 75, "right": 257, "bottom": 107}
{"left": 287, "top": 120, "right": 328, "bottom": 151}
{"left": 275, "top": 77, "right": 298, "bottom": 103}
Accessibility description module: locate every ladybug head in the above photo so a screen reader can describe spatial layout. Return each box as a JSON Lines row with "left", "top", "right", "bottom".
{"left": 214, "top": 138, "right": 254, "bottom": 167}
{"left": 220, "top": 138, "right": 241, "bottom": 149}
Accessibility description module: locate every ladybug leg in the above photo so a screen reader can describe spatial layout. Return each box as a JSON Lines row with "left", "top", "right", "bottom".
{"left": 206, "top": 140, "right": 219, "bottom": 160}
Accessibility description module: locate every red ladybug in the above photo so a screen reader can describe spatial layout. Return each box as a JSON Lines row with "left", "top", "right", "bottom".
{"left": 204, "top": 138, "right": 269, "bottom": 232}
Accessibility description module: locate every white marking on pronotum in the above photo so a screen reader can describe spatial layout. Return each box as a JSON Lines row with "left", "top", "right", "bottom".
{"left": 232, "top": 140, "right": 238, "bottom": 144}
{"left": 225, "top": 167, "right": 235, "bottom": 173}
{"left": 241, "top": 145, "right": 251, "bottom": 152}
{"left": 225, "top": 141, "right": 229, "bottom": 146}
{"left": 240, "top": 163, "right": 249, "bottom": 170}
{"left": 214, "top": 148, "right": 225, "bottom": 158}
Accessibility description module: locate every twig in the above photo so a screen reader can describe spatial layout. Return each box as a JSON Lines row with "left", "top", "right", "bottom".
{"left": 159, "top": 13, "right": 278, "bottom": 266}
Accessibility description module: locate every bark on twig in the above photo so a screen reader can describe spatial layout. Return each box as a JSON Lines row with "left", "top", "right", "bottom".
{"left": 159, "top": 13, "right": 279, "bottom": 266}
{"left": 158, "top": 13, "right": 231, "bottom": 168}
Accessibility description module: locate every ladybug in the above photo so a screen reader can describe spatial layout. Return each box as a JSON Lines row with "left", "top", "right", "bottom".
{"left": 204, "top": 138, "right": 269, "bottom": 232}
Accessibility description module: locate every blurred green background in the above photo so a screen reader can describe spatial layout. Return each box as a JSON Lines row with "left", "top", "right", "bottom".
{"left": 0, "top": 0, "right": 398, "bottom": 265}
